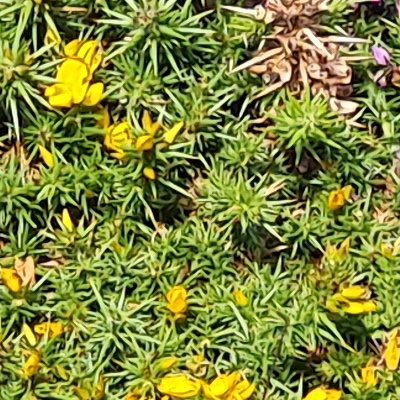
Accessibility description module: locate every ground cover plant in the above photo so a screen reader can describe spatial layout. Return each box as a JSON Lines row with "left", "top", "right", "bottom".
{"left": 2, "top": 0, "right": 400, "bottom": 399}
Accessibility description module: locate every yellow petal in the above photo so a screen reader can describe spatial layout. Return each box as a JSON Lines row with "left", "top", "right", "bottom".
{"left": 136, "top": 135, "right": 154, "bottom": 151}
{"left": 328, "top": 190, "right": 345, "bottom": 211}
{"left": 64, "top": 39, "right": 83, "bottom": 57}
{"left": 1, "top": 268, "right": 22, "bottom": 293}
{"left": 206, "top": 375, "right": 233, "bottom": 398}
{"left": 232, "top": 380, "right": 256, "bottom": 400}
{"left": 62, "top": 209, "right": 74, "bottom": 232}
{"left": 56, "top": 58, "right": 89, "bottom": 86}
{"left": 325, "top": 390, "right": 342, "bottom": 400}
{"left": 74, "top": 387, "right": 91, "bottom": 400}
{"left": 384, "top": 331, "right": 400, "bottom": 370}
{"left": 71, "top": 81, "right": 90, "bottom": 104}
{"left": 82, "top": 82, "right": 104, "bottom": 106}
{"left": 89, "top": 54, "right": 103, "bottom": 77}
{"left": 304, "top": 387, "right": 328, "bottom": 400}
{"left": 45, "top": 83, "right": 73, "bottom": 108}
{"left": 143, "top": 167, "right": 156, "bottom": 180}
{"left": 343, "top": 301, "right": 367, "bottom": 315}
{"left": 158, "top": 375, "right": 201, "bottom": 399}
{"left": 23, "top": 352, "right": 40, "bottom": 378}
{"left": 164, "top": 121, "right": 184, "bottom": 144}
{"left": 76, "top": 40, "right": 98, "bottom": 66}
{"left": 233, "top": 289, "right": 249, "bottom": 307}
{"left": 166, "top": 286, "right": 188, "bottom": 315}
{"left": 22, "top": 324, "right": 37, "bottom": 347}
{"left": 340, "top": 286, "right": 367, "bottom": 300}
{"left": 142, "top": 110, "right": 153, "bottom": 134}
{"left": 362, "top": 300, "right": 377, "bottom": 313}
{"left": 341, "top": 185, "right": 353, "bottom": 201}
{"left": 159, "top": 357, "right": 178, "bottom": 370}
{"left": 38, "top": 145, "right": 55, "bottom": 168}
{"left": 45, "top": 27, "right": 61, "bottom": 46}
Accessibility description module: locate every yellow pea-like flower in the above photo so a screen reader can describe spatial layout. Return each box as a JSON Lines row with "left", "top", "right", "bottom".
{"left": 1, "top": 268, "right": 22, "bottom": 293}
{"left": 328, "top": 185, "right": 352, "bottom": 211}
{"left": 34, "top": 322, "right": 64, "bottom": 338}
{"left": 104, "top": 121, "right": 133, "bottom": 159}
{"left": 23, "top": 352, "right": 41, "bottom": 378}
{"left": 158, "top": 375, "right": 201, "bottom": 399}
{"left": 230, "top": 379, "right": 256, "bottom": 400}
{"left": 203, "top": 372, "right": 241, "bottom": 399}
{"left": 166, "top": 286, "right": 188, "bottom": 316}
{"left": 304, "top": 387, "right": 342, "bottom": 400}
{"left": 38, "top": 145, "right": 55, "bottom": 168}
{"left": 233, "top": 289, "right": 249, "bottom": 307}
{"left": 164, "top": 121, "right": 184, "bottom": 144}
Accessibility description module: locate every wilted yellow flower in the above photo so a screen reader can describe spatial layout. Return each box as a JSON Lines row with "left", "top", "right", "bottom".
{"left": 166, "top": 286, "right": 188, "bottom": 317}
{"left": 104, "top": 121, "right": 134, "bottom": 160}
{"left": 34, "top": 322, "right": 64, "bottom": 338}
{"left": 164, "top": 121, "right": 184, "bottom": 144}
{"left": 1, "top": 268, "right": 22, "bottom": 293}
{"left": 159, "top": 357, "right": 178, "bottom": 371}
{"left": 62, "top": 208, "right": 74, "bottom": 232}
{"left": 361, "top": 359, "right": 378, "bottom": 387}
{"left": 22, "top": 324, "right": 37, "bottom": 347}
{"left": 304, "top": 387, "right": 342, "bottom": 400}
{"left": 233, "top": 290, "right": 249, "bottom": 307}
{"left": 384, "top": 330, "right": 400, "bottom": 371}
{"left": 136, "top": 135, "right": 155, "bottom": 152}
{"left": 325, "top": 238, "right": 350, "bottom": 263}
{"left": 328, "top": 185, "right": 352, "bottom": 211}
{"left": 38, "top": 145, "right": 55, "bottom": 168}
{"left": 23, "top": 352, "right": 41, "bottom": 378}
{"left": 158, "top": 375, "right": 201, "bottom": 399}
{"left": 74, "top": 387, "right": 91, "bottom": 400}
{"left": 143, "top": 167, "right": 156, "bottom": 180}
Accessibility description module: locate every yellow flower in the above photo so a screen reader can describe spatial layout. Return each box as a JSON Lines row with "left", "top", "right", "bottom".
{"left": 361, "top": 359, "right": 378, "bottom": 387}
{"left": 136, "top": 135, "right": 155, "bottom": 152}
{"left": 384, "top": 330, "right": 400, "bottom": 370}
{"left": 326, "top": 287, "right": 376, "bottom": 315}
{"left": 56, "top": 58, "right": 90, "bottom": 101}
{"left": 164, "top": 121, "right": 184, "bottom": 144}
{"left": 22, "top": 324, "right": 37, "bottom": 347}
{"left": 328, "top": 185, "right": 352, "bottom": 211}
{"left": 166, "top": 286, "right": 188, "bottom": 316}
{"left": 62, "top": 208, "right": 74, "bottom": 232}
{"left": 158, "top": 375, "right": 201, "bottom": 399}
{"left": 104, "top": 121, "right": 134, "bottom": 159}
{"left": 203, "top": 373, "right": 241, "bottom": 399}
{"left": 143, "top": 167, "right": 156, "bottom": 180}
{"left": 34, "top": 322, "right": 64, "bottom": 338}
{"left": 1, "top": 268, "right": 22, "bottom": 292}
{"left": 142, "top": 110, "right": 161, "bottom": 136}
{"left": 64, "top": 40, "right": 102, "bottom": 76}
{"left": 325, "top": 238, "right": 350, "bottom": 263}
{"left": 304, "top": 387, "right": 342, "bottom": 400}
{"left": 233, "top": 290, "right": 249, "bottom": 307}
{"left": 159, "top": 357, "right": 178, "bottom": 371}
{"left": 38, "top": 145, "right": 55, "bottom": 168}
{"left": 23, "top": 352, "right": 41, "bottom": 378}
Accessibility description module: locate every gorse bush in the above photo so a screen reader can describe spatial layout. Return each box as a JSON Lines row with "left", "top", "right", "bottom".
{"left": 1, "top": 0, "right": 400, "bottom": 399}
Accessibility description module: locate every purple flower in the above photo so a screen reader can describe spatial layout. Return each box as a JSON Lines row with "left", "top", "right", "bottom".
{"left": 372, "top": 46, "right": 391, "bottom": 66}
